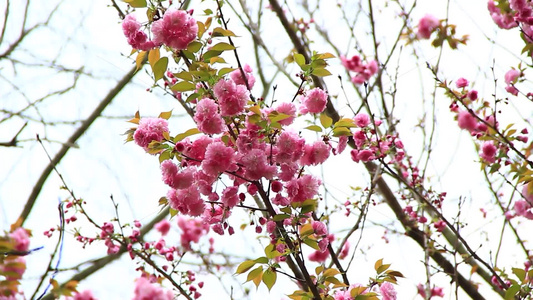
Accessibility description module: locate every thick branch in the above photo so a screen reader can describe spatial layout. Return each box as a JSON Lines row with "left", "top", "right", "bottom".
{"left": 19, "top": 65, "right": 140, "bottom": 225}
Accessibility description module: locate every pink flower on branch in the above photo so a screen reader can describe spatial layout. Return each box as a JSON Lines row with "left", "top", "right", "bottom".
{"left": 122, "top": 14, "right": 155, "bottom": 51}
{"left": 134, "top": 118, "right": 169, "bottom": 152}
{"left": 299, "top": 87, "right": 328, "bottom": 114}
{"left": 213, "top": 78, "right": 249, "bottom": 116}
{"left": 152, "top": 9, "right": 198, "bottom": 50}
{"left": 417, "top": 14, "right": 440, "bottom": 39}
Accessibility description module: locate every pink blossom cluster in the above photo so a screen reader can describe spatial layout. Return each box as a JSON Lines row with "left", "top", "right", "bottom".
{"left": 488, "top": 1, "right": 518, "bottom": 29}
{"left": 504, "top": 68, "right": 521, "bottom": 96}
{"left": 230, "top": 64, "right": 256, "bottom": 89}
{"left": 333, "top": 283, "right": 396, "bottom": 300}
{"left": 341, "top": 55, "right": 379, "bottom": 85}
{"left": 122, "top": 15, "right": 156, "bottom": 51}
{"left": 299, "top": 87, "right": 328, "bottom": 114}
{"left": 417, "top": 14, "right": 440, "bottom": 39}
{"left": 134, "top": 118, "right": 169, "bottom": 152}
{"left": 508, "top": 185, "right": 533, "bottom": 219}
{"left": 349, "top": 114, "right": 405, "bottom": 164}
{"left": 122, "top": 10, "right": 197, "bottom": 51}
{"left": 9, "top": 227, "right": 30, "bottom": 252}
{"left": 417, "top": 284, "right": 445, "bottom": 298}
{"left": 177, "top": 216, "right": 210, "bottom": 250}
{"left": 133, "top": 276, "right": 174, "bottom": 300}
{"left": 152, "top": 9, "right": 198, "bottom": 50}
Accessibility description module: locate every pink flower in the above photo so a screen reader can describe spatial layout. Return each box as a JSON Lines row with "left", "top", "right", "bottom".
{"left": 504, "top": 69, "right": 521, "bottom": 96}
{"left": 312, "top": 221, "right": 327, "bottom": 236}
{"left": 354, "top": 113, "right": 371, "bottom": 127}
{"left": 300, "top": 88, "right": 328, "bottom": 114}
{"left": 9, "top": 228, "right": 30, "bottom": 252}
{"left": 380, "top": 282, "right": 397, "bottom": 300}
{"left": 339, "top": 241, "right": 350, "bottom": 259}
{"left": 514, "top": 200, "right": 533, "bottom": 219}
{"left": 468, "top": 90, "right": 478, "bottom": 100}
{"left": 341, "top": 55, "right": 362, "bottom": 72}
{"left": 122, "top": 14, "right": 155, "bottom": 51}
{"left": 230, "top": 64, "right": 256, "bottom": 89}
{"left": 201, "top": 141, "right": 237, "bottom": 176}
{"left": 152, "top": 9, "right": 198, "bottom": 50}
{"left": 183, "top": 136, "right": 213, "bottom": 165}
{"left": 68, "top": 290, "right": 97, "bottom": 300}
{"left": 456, "top": 77, "right": 469, "bottom": 88}
{"left": 133, "top": 277, "right": 173, "bottom": 300}
{"left": 286, "top": 174, "right": 321, "bottom": 203}
{"left": 221, "top": 186, "right": 240, "bottom": 208}
{"left": 167, "top": 186, "right": 205, "bottom": 217}
{"left": 457, "top": 110, "right": 478, "bottom": 132}
{"left": 335, "top": 136, "right": 348, "bottom": 155}
{"left": 161, "top": 161, "right": 195, "bottom": 190}
{"left": 431, "top": 286, "right": 445, "bottom": 297}
{"left": 480, "top": 141, "right": 497, "bottom": 163}
{"left": 194, "top": 98, "right": 225, "bottom": 135}
{"left": 356, "top": 149, "right": 374, "bottom": 162}
{"left": 488, "top": 1, "right": 518, "bottom": 29}
{"left": 155, "top": 219, "right": 171, "bottom": 236}
{"left": 309, "top": 249, "right": 329, "bottom": 262}
{"left": 134, "top": 118, "right": 169, "bottom": 152}
{"left": 522, "top": 184, "right": 533, "bottom": 203}
{"left": 433, "top": 219, "right": 446, "bottom": 232}
{"left": 0, "top": 257, "right": 26, "bottom": 280}
{"left": 213, "top": 79, "right": 249, "bottom": 116}
{"left": 177, "top": 217, "right": 209, "bottom": 250}
{"left": 275, "top": 131, "right": 305, "bottom": 164}
{"left": 240, "top": 148, "right": 277, "bottom": 180}
{"left": 300, "top": 141, "right": 330, "bottom": 166}
{"left": 505, "top": 69, "right": 521, "bottom": 85}
{"left": 274, "top": 102, "right": 297, "bottom": 126}
{"left": 417, "top": 14, "right": 440, "bottom": 39}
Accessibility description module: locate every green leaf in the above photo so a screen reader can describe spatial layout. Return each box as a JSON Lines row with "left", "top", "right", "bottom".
{"left": 123, "top": 0, "right": 147, "bottom": 8}
{"left": 504, "top": 284, "right": 520, "bottom": 299}
{"left": 218, "top": 67, "right": 236, "bottom": 77}
{"left": 320, "top": 113, "right": 333, "bottom": 128}
{"left": 174, "top": 128, "right": 201, "bottom": 143}
{"left": 273, "top": 214, "right": 291, "bottom": 221}
{"left": 374, "top": 258, "right": 383, "bottom": 272}
{"left": 264, "top": 243, "right": 282, "bottom": 259}
{"left": 187, "top": 41, "right": 203, "bottom": 53}
{"left": 153, "top": 57, "right": 168, "bottom": 82}
{"left": 312, "top": 68, "right": 332, "bottom": 77}
{"left": 332, "top": 127, "right": 352, "bottom": 137}
{"left": 135, "top": 51, "right": 147, "bottom": 72}
{"left": 317, "top": 52, "right": 335, "bottom": 59}
{"left": 212, "top": 27, "right": 237, "bottom": 37}
{"left": 158, "top": 150, "right": 171, "bottom": 163}
{"left": 170, "top": 208, "right": 178, "bottom": 217}
{"left": 203, "top": 50, "right": 223, "bottom": 62}
{"left": 254, "top": 257, "right": 269, "bottom": 264}
{"left": 171, "top": 81, "right": 196, "bottom": 92}
{"left": 148, "top": 48, "right": 160, "bottom": 68}
{"left": 174, "top": 71, "right": 193, "bottom": 81}
{"left": 158, "top": 110, "right": 172, "bottom": 120}
{"left": 376, "top": 264, "right": 391, "bottom": 274}
{"left": 210, "top": 42, "right": 236, "bottom": 51}
{"left": 323, "top": 268, "right": 340, "bottom": 277}
{"left": 262, "top": 268, "right": 277, "bottom": 291}
{"left": 302, "top": 237, "right": 319, "bottom": 250}
{"left": 246, "top": 266, "right": 263, "bottom": 284}
{"left": 305, "top": 125, "right": 323, "bottom": 132}
{"left": 236, "top": 260, "right": 256, "bottom": 274}
{"left": 294, "top": 53, "right": 306, "bottom": 68}
{"left": 512, "top": 267, "right": 526, "bottom": 282}
{"left": 334, "top": 118, "right": 356, "bottom": 128}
